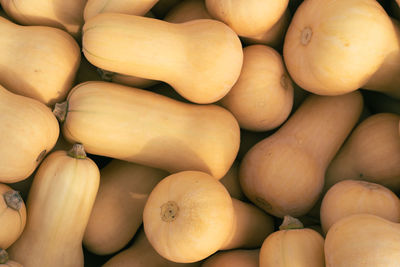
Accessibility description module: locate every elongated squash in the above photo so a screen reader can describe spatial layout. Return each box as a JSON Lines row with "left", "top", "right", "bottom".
{"left": 84, "top": 160, "right": 167, "bottom": 255}
{"left": 325, "top": 113, "right": 400, "bottom": 191}
{"left": 54, "top": 81, "right": 240, "bottom": 179}
{"left": 82, "top": 13, "right": 243, "bottom": 104}
{"left": 0, "top": 184, "right": 26, "bottom": 249}
{"left": 202, "top": 249, "right": 259, "bottom": 267}
{"left": 0, "top": 17, "right": 80, "bottom": 105}
{"left": 320, "top": 180, "right": 400, "bottom": 234}
{"left": 239, "top": 92, "right": 363, "bottom": 217}
{"left": 0, "top": 85, "right": 59, "bottom": 183}
{"left": 8, "top": 144, "right": 100, "bottom": 267}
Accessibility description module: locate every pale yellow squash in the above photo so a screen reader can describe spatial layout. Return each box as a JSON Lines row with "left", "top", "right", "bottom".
{"left": 0, "top": 85, "right": 59, "bottom": 183}
{"left": 82, "top": 13, "right": 243, "bottom": 104}
{"left": 202, "top": 249, "right": 259, "bottom": 267}
{"left": 54, "top": 81, "right": 240, "bottom": 179}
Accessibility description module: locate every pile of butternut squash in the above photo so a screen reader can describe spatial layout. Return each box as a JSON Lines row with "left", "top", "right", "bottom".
{"left": 0, "top": 0, "right": 399, "bottom": 266}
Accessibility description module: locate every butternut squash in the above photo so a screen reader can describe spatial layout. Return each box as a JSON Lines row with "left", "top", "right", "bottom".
{"left": 82, "top": 13, "right": 243, "bottom": 104}
{"left": 54, "top": 81, "right": 240, "bottom": 179}
{"left": 0, "top": 249, "right": 22, "bottom": 267}
{"left": 8, "top": 144, "right": 100, "bottom": 267}
{"left": 283, "top": 0, "right": 395, "bottom": 96}
{"left": 103, "top": 229, "right": 201, "bottom": 267}
{"left": 260, "top": 216, "right": 325, "bottom": 267}
{"left": 0, "top": 184, "right": 26, "bottom": 249}
{"left": 220, "top": 45, "right": 294, "bottom": 131}
{"left": 205, "top": 0, "right": 289, "bottom": 37}
{"left": 219, "top": 161, "right": 246, "bottom": 201}
{"left": 325, "top": 113, "right": 400, "bottom": 192}
{"left": 0, "top": 17, "right": 80, "bottom": 106}
{"left": 325, "top": 214, "right": 400, "bottom": 266}
{"left": 202, "top": 249, "right": 259, "bottom": 267}
{"left": 0, "top": 85, "right": 59, "bottom": 183}
{"left": 84, "top": 0, "right": 159, "bottom": 21}
{"left": 83, "top": 160, "right": 168, "bottom": 255}
{"left": 143, "top": 171, "right": 235, "bottom": 263}
{"left": 321, "top": 180, "right": 400, "bottom": 234}
{"left": 239, "top": 91, "right": 363, "bottom": 217}
{"left": 164, "top": 0, "right": 212, "bottom": 23}
{"left": 0, "top": 0, "right": 86, "bottom": 37}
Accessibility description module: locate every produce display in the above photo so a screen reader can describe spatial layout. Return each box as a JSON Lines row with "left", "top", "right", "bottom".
{"left": 0, "top": 0, "right": 399, "bottom": 266}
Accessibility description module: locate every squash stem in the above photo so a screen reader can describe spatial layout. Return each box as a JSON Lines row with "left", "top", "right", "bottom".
{"left": 0, "top": 248, "right": 8, "bottom": 264}
{"left": 67, "top": 144, "right": 87, "bottom": 159}
{"left": 3, "top": 190, "right": 23, "bottom": 211}
{"left": 279, "top": 215, "right": 304, "bottom": 230}
{"left": 53, "top": 101, "right": 68, "bottom": 123}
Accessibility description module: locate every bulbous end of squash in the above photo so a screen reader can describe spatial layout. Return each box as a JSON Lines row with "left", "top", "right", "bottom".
{"left": 67, "top": 144, "right": 87, "bottom": 159}
{"left": 53, "top": 101, "right": 68, "bottom": 122}
{"left": 3, "top": 190, "right": 23, "bottom": 211}
{"left": 0, "top": 248, "right": 8, "bottom": 264}
{"left": 279, "top": 215, "right": 304, "bottom": 230}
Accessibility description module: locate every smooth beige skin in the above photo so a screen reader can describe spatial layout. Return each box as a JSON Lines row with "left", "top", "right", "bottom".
{"left": 103, "top": 230, "right": 201, "bottom": 267}
{"left": 84, "top": 0, "right": 158, "bottom": 21}
{"left": 239, "top": 92, "right": 363, "bottom": 217}
{"left": 143, "top": 171, "right": 235, "bottom": 263}
{"left": 284, "top": 0, "right": 394, "bottom": 95}
{"left": 260, "top": 227, "right": 325, "bottom": 267}
{"left": 202, "top": 249, "right": 259, "bottom": 267}
{"left": 321, "top": 180, "right": 400, "bottom": 234}
{"left": 83, "top": 160, "right": 168, "bottom": 255}
{"left": 206, "top": 0, "right": 288, "bottom": 37}
{"left": 219, "top": 161, "right": 245, "bottom": 201}
{"left": 220, "top": 45, "right": 294, "bottom": 131}
{"left": 82, "top": 13, "right": 243, "bottom": 104}
{"left": 61, "top": 81, "right": 240, "bottom": 179}
{"left": 8, "top": 149, "right": 100, "bottom": 267}
{"left": 325, "top": 113, "right": 400, "bottom": 192}
{"left": 0, "top": 85, "right": 59, "bottom": 183}
{"left": 325, "top": 214, "right": 400, "bottom": 267}
{"left": 0, "top": 17, "right": 80, "bottom": 106}
{"left": 0, "top": 184, "right": 26, "bottom": 249}
{"left": 221, "top": 198, "right": 274, "bottom": 250}
{"left": 0, "top": 0, "right": 86, "bottom": 37}
{"left": 164, "top": 0, "right": 212, "bottom": 23}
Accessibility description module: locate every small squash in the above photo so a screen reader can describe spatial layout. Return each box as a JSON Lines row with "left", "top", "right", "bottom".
{"left": 325, "top": 214, "right": 400, "bottom": 266}
{"left": 283, "top": 0, "right": 395, "bottom": 96}
{"left": 320, "top": 180, "right": 400, "bottom": 234}
{"left": 220, "top": 44, "right": 294, "bottom": 131}
{"left": 54, "top": 81, "right": 240, "bottom": 179}
{"left": 259, "top": 216, "right": 325, "bottom": 267}
{"left": 325, "top": 113, "right": 400, "bottom": 192}
{"left": 0, "top": 184, "right": 26, "bottom": 249}
{"left": 205, "top": 0, "right": 289, "bottom": 37}
{"left": 0, "top": 249, "right": 22, "bottom": 267}
{"left": 8, "top": 144, "right": 100, "bottom": 267}
{"left": 82, "top": 13, "right": 243, "bottom": 104}
{"left": 83, "top": 160, "right": 168, "bottom": 255}
{"left": 239, "top": 91, "right": 363, "bottom": 217}
{"left": 0, "top": 85, "right": 59, "bottom": 183}
{"left": 164, "top": 0, "right": 212, "bottom": 23}
{"left": 202, "top": 249, "right": 259, "bottom": 267}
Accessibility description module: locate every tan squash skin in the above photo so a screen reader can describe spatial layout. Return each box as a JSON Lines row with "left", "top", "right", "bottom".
{"left": 325, "top": 214, "right": 400, "bottom": 267}
{"left": 260, "top": 216, "right": 325, "bottom": 267}
{"left": 202, "top": 249, "right": 259, "bottom": 267}
{"left": 143, "top": 171, "right": 235, "bottom": 263}
{"left": 164, "top": 0, "right": 212, "bottom": 23}
{"left": 83, "top": 160, "right": 168, "bottom": 255}
{"left": 103, "top": 229, "right": 201, "bottom": 267}
{"left": 239, "top": 92, "right": 363, "bottom": 217}
{"left": 0, "top": 184, "right": 26, "bottom": 249}
{"left": 220, "top": 45, "right": 294, "bottom": 131}
{"left": 219, "top": 161, "right": 246, "bottom": 201}
{"left": 82, "top": 13, "right": 243, "bottom": 104}
{"left": 0, "top": 0, "right": 86, "bottom": 37}
{"left": 205, "top": 0, "right": 289, "bottom": 37}
{"left": 221, "top": 198, "right": 274, "bottom": 250}
{"left": 283, "top": 0, "right": 394, "bottom": 96}
{"left": 8, "top": 145, "right": 100, "bottom": 267}
{"left": 56, "top": 81, "right": 240, "bottom": 179}
{"left": 320, "top": 180, "right": 400, "bottom": 234}
{"left": 325, "top": 113, "right": 400, "bottom": 192}
{"left": 84, "top": 0, "right": 158, "bottom": 21}
{"left": 0, "top": 17, "right": 80, "bottom": 106}
{"left": 0, "top": 85, "right": 59, "bottom": 183}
